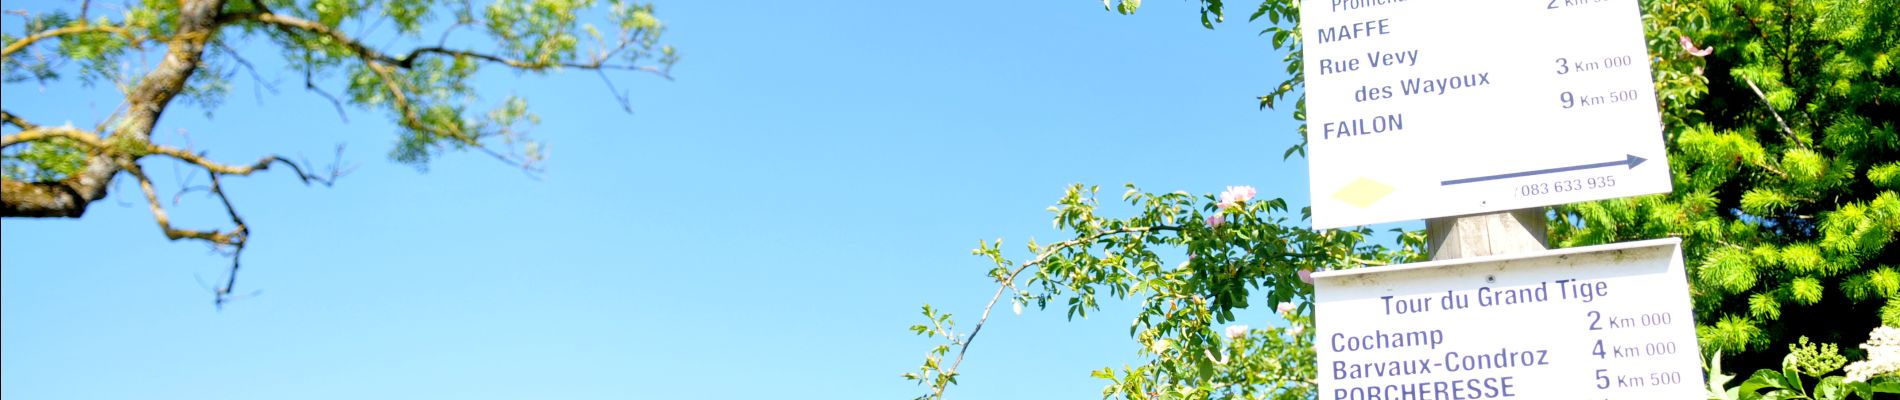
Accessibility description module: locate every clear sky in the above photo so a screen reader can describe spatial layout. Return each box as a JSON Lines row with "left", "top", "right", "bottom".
{"left": 2, "top": 1, "right": 1412, "bottom": 398}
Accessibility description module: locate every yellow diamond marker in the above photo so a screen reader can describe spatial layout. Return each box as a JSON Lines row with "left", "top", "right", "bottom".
{"left": 1332, "top": 177, "right": 1395, "bottom": 208}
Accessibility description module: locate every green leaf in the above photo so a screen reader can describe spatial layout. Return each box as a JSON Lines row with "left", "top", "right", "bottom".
{"left": 1741, "top": 368, "right": 1790, "bottom": 394}
{"left": 1784, "top": 358, "right": 1806, "bottom": 396}
{"left": 1814, "top": 376, "right": 1846, "bottom": 400}
{"left": 1871, "top": 378, "right": 1900, "bottom": 393}
{"left": 1709, "top": 352, "right": 1740, "bottom": 399}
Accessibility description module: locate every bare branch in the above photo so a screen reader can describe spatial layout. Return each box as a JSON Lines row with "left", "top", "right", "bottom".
{"left": 204, "top": 172, "right": 251, "bottom": 308}
{"left": 120, "top": 159, "right": 243, "bottom": 245}
{"left": 211, "top": 40, "right": 279, "bottom": 99}
{"left": 596, "top": 69, "right": 636, "bottom": 114}
{"left": 1743, "top": 77, "right": 1806, "bottom": 149}
{"left": 303, "top": 55, "right": 350, "bottom": 123}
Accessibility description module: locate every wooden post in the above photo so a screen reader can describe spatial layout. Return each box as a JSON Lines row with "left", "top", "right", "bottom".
{"left": 1425, "top": 208, "right": 1548, "bottom": 260}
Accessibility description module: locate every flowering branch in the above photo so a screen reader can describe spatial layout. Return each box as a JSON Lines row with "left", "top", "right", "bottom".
{"left": 907, "top": 184, "right": 1422, "bottom": 400}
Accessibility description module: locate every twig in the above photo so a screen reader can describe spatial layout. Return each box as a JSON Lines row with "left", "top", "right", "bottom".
{"left": 211, "top": 40, "right": 279, "bottom": 103}
{"left": 1743, "top": 77, "right": 1804, "bottom": 148}
{"left": 121, "top": 159, "right": 243, "bottom": 244}
{"left": 300, "top": 51, "right": 351, "bottom": 123}
{"left": 206, "top": 172, "right": 250, "bottom": 308}
{"left": 596, "top": 69, "right": 636, "bottom": 114}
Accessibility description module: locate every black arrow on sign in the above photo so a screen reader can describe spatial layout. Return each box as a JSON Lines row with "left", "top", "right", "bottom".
{"left": 1441, "top": 154, "right": 1648, "bottom": 186}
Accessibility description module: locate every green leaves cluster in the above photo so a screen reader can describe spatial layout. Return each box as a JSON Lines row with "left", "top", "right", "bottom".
{"left": 902, "top": 304, "right": 962, "bottom": 396}
{"left": 1705, "top": 337, "right": 1900, "bottom": 400}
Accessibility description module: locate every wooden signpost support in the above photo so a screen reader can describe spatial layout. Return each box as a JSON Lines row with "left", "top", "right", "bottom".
{"left": 1425, "top": 208, "right": 1547, "bottom": 261}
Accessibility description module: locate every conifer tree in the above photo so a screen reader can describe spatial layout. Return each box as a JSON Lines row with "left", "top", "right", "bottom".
{"left": 1548, "top": 0, "right": 1898, "bottom": 372}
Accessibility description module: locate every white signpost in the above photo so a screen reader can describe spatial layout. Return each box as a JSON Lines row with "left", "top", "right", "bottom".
{"left": 1300, "top": 0, "right": 1673, "bottom": 228}
{"left": 1312, "top": 238, "right": 1703, "bottom": 399}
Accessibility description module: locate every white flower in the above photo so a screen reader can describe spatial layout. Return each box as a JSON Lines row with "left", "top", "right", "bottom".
{"left": 1150, "top": 339, "right": 1173, "bottom": 354}
{"left": 1225, "top": 325, "right": 1249, "bottom": 339}
{"left": 1218, "top": 185, "right": 1257, "bottom": 210}
{"left": 1287, "top": 325, "right": 1305, "bottom": 336}
{"left": 1846, "top": 326, "right": 1900, "bottom": 382}
{"left": 1278, "top": 301, "right": 1298, "bottom": 315}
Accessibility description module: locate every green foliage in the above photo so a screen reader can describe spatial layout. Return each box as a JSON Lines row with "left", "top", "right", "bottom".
{"left": 1705, "top": 336, "right": 1900, "bottom": 400}
{"left": 1, "top": 138, "right": 88, "bottom": 181}
{"left": 909, "top": 184, "right": 1424, "bottom": 399}
{"left": 1540, "top": 0, "right": 1900, "bottom": 372}
{"left": 902, "top": 304, "right": 961, "bottom": 395}
{"left": 1790, "top": 337, "right": 1850, "bottom": 377}
{"left": 3, "top": 0, "right": 676, "bottom": 176}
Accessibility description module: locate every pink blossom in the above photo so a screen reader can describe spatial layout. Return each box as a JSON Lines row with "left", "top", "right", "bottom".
{"left": 1298, "top": 268, "right": 1314, "bottom": 284}
{"left": 1206, "top": 213, "right": 1225, "bottom": 228}
{"left": 1218, "top": 185, "right": 1257, "bottom": 210}
{"left": 1277, "top": 301, "right": 1297, "bottom": 315}
{"left": 1225, "top": 325, "right": 1248, "bottom": 339}
{"left": 1288, "top": 325, "right": 1305, "bottom": 336}
{"left": 1679, "top": 35, "right": 1713, "bottom": 57}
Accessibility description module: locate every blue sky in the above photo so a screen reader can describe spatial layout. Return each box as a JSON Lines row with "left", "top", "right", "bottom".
{"left": 2, "top": 1, "right": 1408, "bottom": 398}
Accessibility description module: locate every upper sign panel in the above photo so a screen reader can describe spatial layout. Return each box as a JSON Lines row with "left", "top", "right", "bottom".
{"left": 1299, "top": 0, "right": 1672, "bottom": 228}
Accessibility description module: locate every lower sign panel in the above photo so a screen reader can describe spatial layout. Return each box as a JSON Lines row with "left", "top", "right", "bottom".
{"left": 1313, "top": 238, "right": 1700, "bottom": 399}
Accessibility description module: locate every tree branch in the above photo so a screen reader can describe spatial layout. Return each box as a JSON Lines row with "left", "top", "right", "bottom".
{"left": 3, "top": 125, "right": 339, "bottom": 184}
{"left": 225, "top": 11, "right": 667, "bottom": 76}
{"left": 1, "top": 0, "right": 227, "bottom": 217}
{"left": 0, "top": 23, "right": 133, "bottom": 61}
{"left": 353, "top": 59, "right": 543, "bottom": 171}
{"left": 1743, "top": 77, "right": 1806, "bottom": 149}
{"left": 927, "top": 225, "right": 1181, "bottom": 399}
{"left": 120, "top": 159, "right": 243, "bottom": 245}
{"left": 1, "top": 109, "right": 36, "bottom": 129}
{"left": 302, "top": 54, "right": 350, "bottom": 123}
